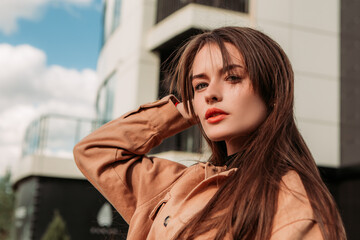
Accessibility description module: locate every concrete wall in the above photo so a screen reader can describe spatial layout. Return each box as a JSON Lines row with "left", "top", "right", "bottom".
{"left": 255, "top": 0, "right": 341, "bottom": 167}
{"left": 98, "top": 0, "right": 342, "bottom": 167}
{"left": 97, "top": 0, "right": 160, "bottom": 117}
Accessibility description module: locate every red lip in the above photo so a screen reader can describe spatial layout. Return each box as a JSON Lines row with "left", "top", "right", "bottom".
{"left": 205, "top": 108, "right": 228, "bottom": 123}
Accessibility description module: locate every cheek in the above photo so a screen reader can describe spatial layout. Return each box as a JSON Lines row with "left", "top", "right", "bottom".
{"left": 239, "top": 92, "right": 267, "bottom": 125}
{"left": 250, "top": 99, "right": 267, "bottom": 125}
{"left": 192, "top": 96, "right": 201, "bottom": 116}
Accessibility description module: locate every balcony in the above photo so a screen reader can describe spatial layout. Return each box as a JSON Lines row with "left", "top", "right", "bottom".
{"left": 156, "top": 0, "right": 249, "bottom": 23}
{"left": 12, "top": 114, "right": 101, "bottom": 184}
{"left": 21, "top": 114, "right": 100, "bottom": 158}
{"left": 12, "top": 114, "right": 129, "bottom": 239}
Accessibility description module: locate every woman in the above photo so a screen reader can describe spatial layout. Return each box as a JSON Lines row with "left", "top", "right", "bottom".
{"left": 74, "top": 27, "right": 346, "bottom": 239}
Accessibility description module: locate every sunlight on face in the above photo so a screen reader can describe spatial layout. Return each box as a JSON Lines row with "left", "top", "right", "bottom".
{"left": 191, "top": 43, "right": 267, "bottom": 155}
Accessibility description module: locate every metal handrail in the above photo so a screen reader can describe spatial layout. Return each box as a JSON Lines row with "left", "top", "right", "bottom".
{"left": 21, "top": 114, "right": 106, "bottom": 158}
{"left": 156, "top": 0, "right": 249, "bottom": 23}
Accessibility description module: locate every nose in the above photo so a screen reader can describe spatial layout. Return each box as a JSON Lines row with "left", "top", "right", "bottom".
{"left": 205, "top": 81, "right": 222, "bottom": 104}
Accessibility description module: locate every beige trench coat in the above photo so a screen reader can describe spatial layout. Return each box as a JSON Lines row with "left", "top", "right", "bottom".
{"left": 73, "top": 96, "right": 323, "bottom": 239}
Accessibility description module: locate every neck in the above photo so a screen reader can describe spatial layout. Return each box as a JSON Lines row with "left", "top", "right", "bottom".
{"left": 225, "top": 137, "right": 246, "bottom": 156}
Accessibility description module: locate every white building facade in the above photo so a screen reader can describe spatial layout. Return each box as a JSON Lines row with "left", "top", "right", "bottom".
{"left": 13, "top": 1, "right": 359, "bottom": 239}
{"left": 98, "top": 1, "right": 360, "bottom": 238}
{"left": 97, "top": 0, "right": 342, "bottom": 167}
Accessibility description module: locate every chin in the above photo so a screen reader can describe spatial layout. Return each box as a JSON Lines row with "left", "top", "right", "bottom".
{"left": 204, "top": 133, "right": 227, "bottom": 142}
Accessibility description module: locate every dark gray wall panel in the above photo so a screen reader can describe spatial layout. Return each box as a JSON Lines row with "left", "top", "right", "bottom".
{"left": 341, "top": 0, "right": 360, "bottom": 166}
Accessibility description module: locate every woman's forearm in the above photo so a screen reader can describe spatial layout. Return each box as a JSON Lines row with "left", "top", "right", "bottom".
{"left": 73, "top": 95, "right": 194, "bottom": 221}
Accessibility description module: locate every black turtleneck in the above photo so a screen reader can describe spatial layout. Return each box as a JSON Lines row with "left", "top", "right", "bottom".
{"left": 225, "top": 153, "right": 237, "bottom": 167}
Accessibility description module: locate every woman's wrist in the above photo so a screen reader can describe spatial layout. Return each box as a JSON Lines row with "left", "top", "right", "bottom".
{"left": 176, "top": 102, "right": 196, "bottom": 122}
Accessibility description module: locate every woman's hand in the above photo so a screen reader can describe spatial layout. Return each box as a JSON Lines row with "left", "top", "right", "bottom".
{"left": 176, "top": 102, "right": 197, "bottom": 123}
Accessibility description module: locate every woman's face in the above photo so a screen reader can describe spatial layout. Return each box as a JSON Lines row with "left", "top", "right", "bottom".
{"left": 191, "top": 43, "right": 267, "bottom": 155}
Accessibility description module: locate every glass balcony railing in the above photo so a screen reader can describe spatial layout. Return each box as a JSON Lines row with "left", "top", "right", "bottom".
{"left": 156, "top": 0, "right": 249, "bottom": 23}
{"left": 21, "top": 112, "right": 202, "bottom": 160}
{"left": 21, "top": 114, "right": 102, "bottom": 159}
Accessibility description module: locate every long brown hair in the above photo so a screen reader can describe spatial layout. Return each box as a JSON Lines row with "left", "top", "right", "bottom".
{"left": 168, "top": 27, "right": 346, "bottom": 240}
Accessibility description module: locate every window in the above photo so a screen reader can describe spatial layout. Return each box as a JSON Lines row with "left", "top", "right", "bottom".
{"left": 96, "top": 73, "right": 116, "bottom": 123}
{"left": 101, "top": 0, "right": 123, "bottom": 47}
{"left": 112, "top": 0, "right": 122, "bottom": 33}
{"left": 153, "top": 33, "right": 203, "bottom": 154}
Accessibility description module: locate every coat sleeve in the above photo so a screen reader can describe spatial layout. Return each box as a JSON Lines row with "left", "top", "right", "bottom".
{"left": 73, "top": 95, "right": 194, "bottom": 223}
{"left": 270, "top": 219, "right": 323, "bottom": 239}
{"left": 270, "top": 171, "right": 324, "bottom": 240}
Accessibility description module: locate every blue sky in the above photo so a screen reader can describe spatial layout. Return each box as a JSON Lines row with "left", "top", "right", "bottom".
{"left": 0, "top": 0, "right": 103, "bottom": 175}
{"left": 0, "top": 1, "right": 102, "bottom": 70}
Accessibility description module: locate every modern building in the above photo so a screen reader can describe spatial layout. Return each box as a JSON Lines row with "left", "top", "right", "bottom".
{"left": 11, "top": 0, "right": 359, "bottom": 239}
{"left": 11, "top": 115, "right": 128, "bottom": 239}
{"left": 98, "top": 0, "right": 360, "bottom": 239}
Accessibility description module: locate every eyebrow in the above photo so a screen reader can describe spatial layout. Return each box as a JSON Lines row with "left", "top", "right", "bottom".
{"left": 191, "top": 64, "right": 244, "bottom": 81}
{"left": 222, "top": 64, "right": 244, "bottom": 73}
{"left": 191, "top": 73, "right": 206, "bottom": 80}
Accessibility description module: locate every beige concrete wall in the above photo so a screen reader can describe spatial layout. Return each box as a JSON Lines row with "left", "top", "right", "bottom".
{"left": 255, "top": 0, "right": 341, "bottom": 167}
{"left": 98, "top": 0, "right": 341, "bottom": 166}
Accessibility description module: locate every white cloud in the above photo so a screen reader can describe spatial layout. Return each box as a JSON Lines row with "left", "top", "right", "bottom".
{"left": 0, "top": 44, "right": 98, "bottom": 175}
{"left": 0, "top": 0, "right": 95, "bottom": 35}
